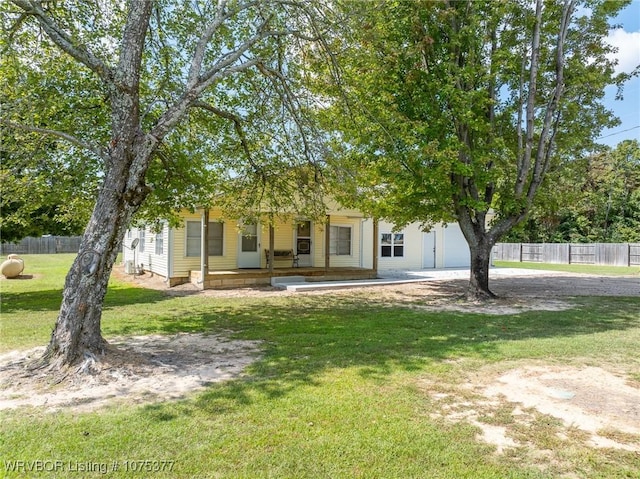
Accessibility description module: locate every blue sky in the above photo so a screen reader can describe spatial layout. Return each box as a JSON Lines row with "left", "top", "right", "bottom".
{"left": 600, "top": 0, "right": 640, "bottom": 147}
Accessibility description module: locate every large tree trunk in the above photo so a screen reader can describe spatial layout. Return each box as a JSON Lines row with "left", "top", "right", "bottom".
{"left": 38, "top": 146, "right": 151, "bottom": 370}
{"left": 36, "top": 0, "right": 155, "bottom": 370}
{"left": 467, "top": 239, "right": 497, "bottom": 300}
{"left": 455, "top": 206, "right": 499, "bottom": 301}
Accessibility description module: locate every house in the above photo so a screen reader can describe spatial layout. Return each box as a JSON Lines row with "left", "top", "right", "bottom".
{"left": 122, "top": 204, "right": 379, "bottom": 289}
{"left": 123, "top": 208, "right": 472, "bottom": 289}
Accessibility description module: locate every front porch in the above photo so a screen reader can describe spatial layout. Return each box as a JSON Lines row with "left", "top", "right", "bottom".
{"left": 189, "top": 267, "right": 378, "bottom": 290}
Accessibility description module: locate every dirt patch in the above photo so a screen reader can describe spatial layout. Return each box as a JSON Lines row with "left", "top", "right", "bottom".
{"left": 425, "top": 364, "right": 640, "bottom": 454}
{"left": 0, "top": 333, "right": 261, "bottom": 412}
{"left": 113, "top": 265, "right": 639, "bottom": 304}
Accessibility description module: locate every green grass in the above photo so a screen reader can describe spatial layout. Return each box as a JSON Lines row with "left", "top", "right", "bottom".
{"left": 1, "top": 255, "right": 640, "bottom": 478}
{"left": 494, "top": 260, "right": 640, "bottom": 276}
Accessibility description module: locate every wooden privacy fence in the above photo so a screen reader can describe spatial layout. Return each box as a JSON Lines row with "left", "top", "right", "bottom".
{"left": 493, "top": 243, "right": 640, "bottom": 267}
{"left": 0, "top": 236, "right": 83, "bottom": 255}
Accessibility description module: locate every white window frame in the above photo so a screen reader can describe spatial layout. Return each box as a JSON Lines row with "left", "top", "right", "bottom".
{"left": 186, "top": 221, "right": 201, "bottom": 257}
{"left": 155, "top": 232, "right": 163, "bottom": 255}
{"left": 381, "top": 232, "right": 404, "bottom": 258}
{"left": 138, "top": 227, "right": 146, "bottom": 253}
{"left": 330, "top": 225, "right": 352, "bottom": 256}
{"left": 208, "top": 222, "right": 224, "bottom": 256}
{"left": 186, "top": 221, "right": 224, "bottom": 257}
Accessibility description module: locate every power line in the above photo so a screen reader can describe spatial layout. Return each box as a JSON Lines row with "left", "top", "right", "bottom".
{"left": 596, "top": 125, "right": 640, "bottom": 140}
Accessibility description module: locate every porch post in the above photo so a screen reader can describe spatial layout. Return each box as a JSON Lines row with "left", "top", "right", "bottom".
{"left": 325, "top": 214, "right": 330, "bottom": 272}
{"left": 373, "top": 218, "right": 379, "bottom": 273}
{"left": 200, "top": 208, "right": 209, "bottom": 285}
{"left": 269, "top": 222, "right": 275, "bottom": 274}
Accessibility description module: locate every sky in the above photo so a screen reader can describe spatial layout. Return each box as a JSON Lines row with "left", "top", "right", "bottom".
{"left": 600, "top": 0, "right": 640, "bottom": 147}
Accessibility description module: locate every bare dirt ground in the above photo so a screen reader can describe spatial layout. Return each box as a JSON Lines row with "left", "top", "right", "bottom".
{"left": 1, "top": 268, "right": 639, "bottom": 456}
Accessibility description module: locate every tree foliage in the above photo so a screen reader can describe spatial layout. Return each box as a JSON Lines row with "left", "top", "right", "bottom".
{"left": 505, "top": 140, "right": 640, "bottom": 243}
{"left": 0, "top": 29, "right": 103, "bottom": 241}
{"left": 1, "top": 0, "right": 334, "bottom": 239}
{"left": 318, "top": 0, "right": 631, "bottom": 297}
{"left": 1, "top": 0, "right": 336, "bottom": 368}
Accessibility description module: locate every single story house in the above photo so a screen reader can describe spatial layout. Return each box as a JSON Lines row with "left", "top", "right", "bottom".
{"left": 123, "top": 203, "right": 472, "bottom": 289}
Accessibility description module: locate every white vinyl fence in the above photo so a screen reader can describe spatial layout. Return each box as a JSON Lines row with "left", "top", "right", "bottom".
{"left": 493, "top": 243, "right": 640, "bottom": 267}
{"left": 0, "top": 236, "right": 83, "bottom": 255}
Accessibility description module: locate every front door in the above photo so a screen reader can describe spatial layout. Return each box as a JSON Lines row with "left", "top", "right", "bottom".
{"left": 296, "top": 221, "right": 312, "bottom": 267}
{"left": 238, "top": 223, "right": 261, "bottom": 268}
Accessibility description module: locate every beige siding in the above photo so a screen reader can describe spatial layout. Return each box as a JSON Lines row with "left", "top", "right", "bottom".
{"left": 171, "top": 211, "right": 201, "bottom": 277}
{"left": 172, "top": 209, "right": 241, "bottom": 275}
{"left": 260, "top": 219, "right": 295, "bottom": 267}
{"left": 312, "top": 216, "right": 363, "bottom": 268}
{"left": 209, "top": 210, "right": 238, "bottom": 270}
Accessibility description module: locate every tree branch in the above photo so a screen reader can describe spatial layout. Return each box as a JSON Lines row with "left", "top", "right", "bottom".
{"left": 527, "top": 0, "right": 575, "bottom": 203}
{"left": 192, "top": 101, "right": 257, "bottom": 170}
{"left": 256, "top": 62, "right": 315, "bottom": 162}
{"left": 519, "top": 0, "right": 543, "bottom": 195}
{"left": 197, "top": 16, "right": 272, "bottom": 88}
{"left": 187, "top": 0, "right": 268, "bottom": 89}
{"left": 114, "top": 1, "right": 153, "bottom": 93}
{"left": 10, "top": 0, "right": 114, "bottom": 84}
{"left": 149, "top": 56, "right": 262, "bottom": 143}
{"left": 1, "top": 120, "right": 107, "bottom": 160}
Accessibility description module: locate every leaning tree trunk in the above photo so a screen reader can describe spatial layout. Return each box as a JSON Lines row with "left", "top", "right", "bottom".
{"left": 39, "top": 145, "right": 151, "bottom": 370}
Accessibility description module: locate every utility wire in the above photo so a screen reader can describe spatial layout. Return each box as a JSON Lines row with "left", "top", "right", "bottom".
{"left": 596, "top": 125, "right": 640, "bottom": 140}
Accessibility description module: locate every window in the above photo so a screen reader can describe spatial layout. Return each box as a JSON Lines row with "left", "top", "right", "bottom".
{"left": 186, "top": 221, "right": 200, "bottom": 257}
{"left": 330, "top": 225, "right": 351, "bottom": 255}
{"left": 208, "top": 222, "right": 223, "bottom": 256}
{"left": 155, "top": 232, "right": 163, "bottom": 255}
{"left": 240, "top": 223, "right": 257, "bottom": 253}
{"left": 186, "top": 221, "right": 224, "bottom": 257}
{"left": 381, "top": 233, "right": 404, "bottom": 257}
{"left": 138, "top": 227, "right": 146, "bottom": 253}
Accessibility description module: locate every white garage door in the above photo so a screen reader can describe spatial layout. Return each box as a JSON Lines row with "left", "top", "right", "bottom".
{"left": 443, "top": 224, "right": 470, "bottom": 267}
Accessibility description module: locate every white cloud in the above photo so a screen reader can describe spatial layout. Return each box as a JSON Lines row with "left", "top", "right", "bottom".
{"left": 606, "top": 29, "right": 640, "bottom": 75}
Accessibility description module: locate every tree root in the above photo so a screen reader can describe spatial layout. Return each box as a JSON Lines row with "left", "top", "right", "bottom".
{"left": 466, "top": 288, "right": 498, "bottom": 302}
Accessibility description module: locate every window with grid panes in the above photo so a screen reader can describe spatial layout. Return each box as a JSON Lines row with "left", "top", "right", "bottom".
{"left": 381, "top": 233, "right": 404, "bottom": 257}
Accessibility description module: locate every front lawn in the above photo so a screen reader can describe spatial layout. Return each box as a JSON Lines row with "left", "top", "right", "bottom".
{"left": 1, "top": 255, "right": 639, "bottom": 478}
{"left": 494, "top": 260, "right": 640, "bottom": 276}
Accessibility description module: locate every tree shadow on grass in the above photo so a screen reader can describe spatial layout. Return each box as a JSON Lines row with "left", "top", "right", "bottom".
{"left": 0, "top": 289, "right": 65, "bottom": 312}
{"left": 135, "top": 294, "right": 640, "bottom": 419}
{"left": 0, "top": 284, "right": 170, "bottom": 313}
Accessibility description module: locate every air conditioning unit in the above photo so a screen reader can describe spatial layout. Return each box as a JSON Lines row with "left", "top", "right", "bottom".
{"left": 124, "top": 260, "right": 135, "bottom": 274}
